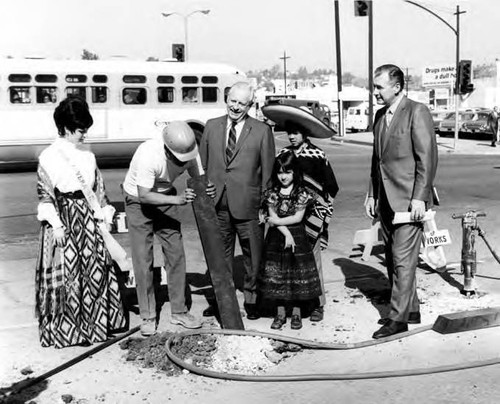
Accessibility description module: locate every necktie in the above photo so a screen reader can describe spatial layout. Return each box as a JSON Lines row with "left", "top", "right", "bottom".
{"left": 378, "top": 113, "right": 388, "bottom": 154}
{"left": 226, "top": 121, "right": 237, "bottom": 162}
{"left": 386, "top": 110, "right": 393, "bottom": 127}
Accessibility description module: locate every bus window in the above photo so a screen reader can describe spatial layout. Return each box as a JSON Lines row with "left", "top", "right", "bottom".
{"left": 10, "top": 86, "right": 31, "bottom": 103}
{"left": 123, "top": 88, "right": 147, "bottom": 105}
{"left": 66, "top": 87, "right": 86, "bottom": 100}
{"left": 36, "top": 87, "right": 57, "bottom": 103}
{"left": 202, "top": 76, "right": 218, "bottom": 84}
{"left": 181, "top": 76, "right": 198, "bottom": 84}
{"left": 123, "top": 75, "right": 146, "bottom": 84}
{"left": 35, "top": 74, "right": 57, "bottom": 83}
{"left": 66, "top": 74, "right": 87, "bottom": 83}
{"left": 158, "top": 87, "right": 174, "bottom": 103}
{"left": 157, "top": 76, "right": 174, "bottom": 84}
{"left": 182, "top": 88, "right": 198, "bottom": 103}
{"left": 93, "top": 74, "right": 108, "bottom": 83}
{"left": 91, "top": 86, "right": 107, "bottom": 103}
{"left": 202, "top": 87, "right": 218, "bottom": 103}
{"left": 9, "top": 74, "right": 31, "bottom": 83}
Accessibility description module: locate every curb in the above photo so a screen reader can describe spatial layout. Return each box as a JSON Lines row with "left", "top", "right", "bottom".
{"left": 331, "top": 136, "right": 372, "bottom": 147}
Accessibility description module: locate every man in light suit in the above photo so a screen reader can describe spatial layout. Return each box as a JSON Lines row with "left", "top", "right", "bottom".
{"left": 199, "top": 82, "right": 275, "bottom": 320}
{"left": 365, "top": 64, "right": 438, "bottom": 339}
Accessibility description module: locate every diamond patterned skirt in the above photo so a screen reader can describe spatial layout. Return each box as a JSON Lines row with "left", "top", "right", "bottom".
{"left": 36, "top": 197, "right": 125, "bottom": 348}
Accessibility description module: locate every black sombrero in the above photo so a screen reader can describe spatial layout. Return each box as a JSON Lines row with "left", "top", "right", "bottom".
{"left": 261, "top": 104, "right": 336, "bottom": 138}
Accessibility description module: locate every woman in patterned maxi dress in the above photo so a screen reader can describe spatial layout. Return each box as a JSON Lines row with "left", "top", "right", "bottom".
{"left": 35, "top": 97, "right": 125, "bottom": 348}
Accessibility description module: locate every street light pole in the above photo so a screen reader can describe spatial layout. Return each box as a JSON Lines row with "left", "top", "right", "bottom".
{"left": 404, "top": 1, "right": 465, "bottom": 150}
{"left": 161, "top": 9, "right": 210, "bottom": 62}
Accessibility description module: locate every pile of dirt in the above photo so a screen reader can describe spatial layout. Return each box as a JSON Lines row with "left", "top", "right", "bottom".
{"left": 120, "top": 332, "right": 302, "bottom": 377}
{"left": 119, "top": 332, "right": 180, "bottom": 376}
{"left": 169, "top": 334, "right": 218, "bottom": 369}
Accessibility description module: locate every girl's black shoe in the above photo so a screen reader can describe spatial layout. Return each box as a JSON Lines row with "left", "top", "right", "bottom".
{"left": 290, "top": 314, "right": 302, "bottom": 330}
{"left": 271, "top": 315, "right": 286, "bottom": 330}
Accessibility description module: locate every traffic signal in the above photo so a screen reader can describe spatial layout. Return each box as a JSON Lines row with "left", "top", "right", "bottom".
{"left": 172, "top": 44, "right": 185, "bottom": 62}
{"left": 429, "top": 89, "right": 435, "bottom": 105}
{"left": 459, "top": 60, "right": 474, "bottom": 94}
{"left": 354, "top": 0, "right": 369, "bottom": 16}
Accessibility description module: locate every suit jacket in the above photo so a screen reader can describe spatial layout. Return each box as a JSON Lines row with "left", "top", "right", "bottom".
{"left": 199, "top": 115, "right": 275, "bottom": 220}
{"left": 370, "top": 96, "right": 438, "bottom": 213}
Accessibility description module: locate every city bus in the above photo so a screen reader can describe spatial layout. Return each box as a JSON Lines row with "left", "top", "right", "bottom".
{"left": 0, "top": 58, "right": 246, "bottom": 169}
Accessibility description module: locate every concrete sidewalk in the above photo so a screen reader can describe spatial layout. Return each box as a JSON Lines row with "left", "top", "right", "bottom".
{"left": 332, "top": 131, "right": 500, "bottom": 155}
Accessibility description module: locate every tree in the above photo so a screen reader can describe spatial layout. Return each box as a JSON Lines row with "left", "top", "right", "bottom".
{"left": 352, "top": 77, "right": 368, "bottom": 88}
{"left": 297, "top": 66, "right": 309, "bottom": 80}
{"left": 342, "top": 72, "right": 356, "bottom": 84}
{"left": 473, "top": 62, "right": 496, "bottom": 79}
{"left": 146, "top": 56, "right": 159, "bottom": 62}
{"left": 81, "top": 49, "right": 99, "bottom": 60}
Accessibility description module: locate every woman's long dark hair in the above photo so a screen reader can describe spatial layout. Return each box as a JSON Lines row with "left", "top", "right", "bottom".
{"left": 271, "top": 150, "right": 303, "bottom": 190}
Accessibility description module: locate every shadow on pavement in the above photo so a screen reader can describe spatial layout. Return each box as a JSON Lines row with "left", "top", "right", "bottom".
{"left": 0, "top": 378, "right": 48, "bottom": 404}
{"left": 334, "top": 257, "right": 391, "bottom": 318}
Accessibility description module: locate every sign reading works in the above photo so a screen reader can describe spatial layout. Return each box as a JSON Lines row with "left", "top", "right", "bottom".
{"left": 422, "top": 65, "right": 456, "bottom": 87}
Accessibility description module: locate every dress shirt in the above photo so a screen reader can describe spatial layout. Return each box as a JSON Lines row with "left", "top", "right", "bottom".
{"left": 386, "top": 93, "right": 404, "bottom": 126}
{"left": 225, "top": 118, "right": 246, "bottom": 147}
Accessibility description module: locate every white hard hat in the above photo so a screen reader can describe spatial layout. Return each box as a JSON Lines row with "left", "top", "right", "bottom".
{"left": 162, "top": 121, "right": 198, "bottom": 162}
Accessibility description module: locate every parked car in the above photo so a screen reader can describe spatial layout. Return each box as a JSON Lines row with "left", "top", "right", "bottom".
{"left": 461, "top": 109, "right": 492, "bottom": 138}
{"left": 438, "top": 111, "right": 476, "bottom": 135}
{"left": 430, "top": 110, "right": 452, "bottom": 134}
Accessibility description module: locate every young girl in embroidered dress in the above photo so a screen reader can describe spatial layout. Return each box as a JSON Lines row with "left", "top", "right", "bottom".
{"left": 259, "top": 150, "right": 321, "bottom": 330}
{"left": 35, "top": 97, "right": 125, "bottom": 348}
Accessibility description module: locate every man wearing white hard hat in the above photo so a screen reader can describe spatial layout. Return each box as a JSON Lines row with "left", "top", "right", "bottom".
{"left": 123, "top": 121, "right": 212, "bottom": 336}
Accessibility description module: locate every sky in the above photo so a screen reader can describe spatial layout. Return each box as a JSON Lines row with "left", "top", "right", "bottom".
{"left": 0, "top": 0, "right": 497, "bottom": 78}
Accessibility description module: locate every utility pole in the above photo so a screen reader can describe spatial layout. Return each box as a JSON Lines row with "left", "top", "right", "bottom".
{"left": 404, "top": 1, "right": 465, "bottom": 150}
{"left": 454, "top": 5, "right": 465, "bottom": 150}
{"left": 405, "top": 68, "right": 410, "bottom": 94}
{"left": 368, "top": 1, "right": 374, "bottom": 131}
{"left": 279, "top": 51, "right": 291, "bottom": 94}
{"left": 334, "top": 0, "right": 344, "bottom": 137}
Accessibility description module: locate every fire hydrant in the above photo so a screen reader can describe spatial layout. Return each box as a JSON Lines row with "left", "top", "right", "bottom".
{"left": 452, "top": 210, "right": 486, "bottom": 296}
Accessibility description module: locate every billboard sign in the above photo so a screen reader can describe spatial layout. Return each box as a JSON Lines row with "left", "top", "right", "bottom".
{"left": 422, "top": 65, "right": 456, "bottom": 87}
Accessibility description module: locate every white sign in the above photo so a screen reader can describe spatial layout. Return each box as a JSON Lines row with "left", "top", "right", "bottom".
{"left": 425, "top": 229, "right": 452, "bottom": 247}
{"left": 434, "top": 88, "right": 449, "bottom": 99}
{"left": 422, "top": 65, "right": 456, "bottom": 87}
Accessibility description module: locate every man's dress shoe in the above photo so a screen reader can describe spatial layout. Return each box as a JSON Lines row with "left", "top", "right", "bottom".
{"left": 408, "top": 311, "right": 421, "bottom": 324}
{"left": 244, "top": 304, "right": 260, "bottom": 320}
{"left": 377, "top": 312, "right": 421, "bottom": 325}
{"left": 202, "top": 305, "right": 218, "bottom": 317}
{"left": 372, "top": 320, "right": 408, "bottom": 339}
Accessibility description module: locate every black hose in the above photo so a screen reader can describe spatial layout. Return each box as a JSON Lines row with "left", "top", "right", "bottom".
{"left": 6, "top": 326, "right": 140, "bottom": 396}
{"left": 165, "top": 327, "right": 500, "bottom": 381}
{"left": 477, "top": 226, "right": 500, "bottom": 265}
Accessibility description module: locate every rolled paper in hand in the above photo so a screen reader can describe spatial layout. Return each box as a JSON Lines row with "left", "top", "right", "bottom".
{"left": 393, "top": 210, "right": 435, "bottom": 225}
